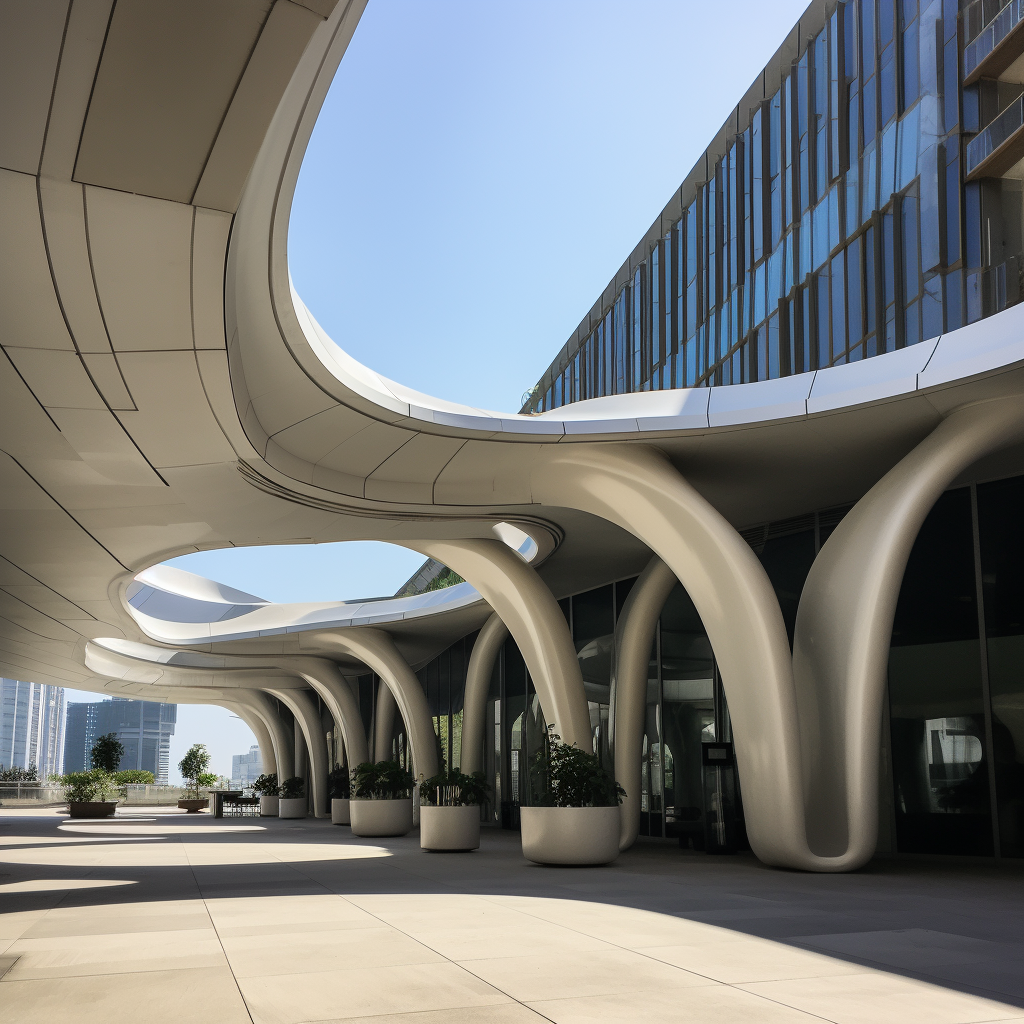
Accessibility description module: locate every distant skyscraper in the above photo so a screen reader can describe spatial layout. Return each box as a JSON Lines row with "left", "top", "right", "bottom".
{"left": 62, "top": 697, "right": 177, "bottom": 782}
{"left": 0, "top": 679, "right": 64, "bottom": 778}
{"left": 231, "top": 744, "right": 263, "bottom": 789}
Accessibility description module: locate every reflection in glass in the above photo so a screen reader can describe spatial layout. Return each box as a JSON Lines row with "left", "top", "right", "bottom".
{"left": 978, "top": 476, "right": 1024, "bottom": 856}
{"left": 889, "top": 488, "right": 994, "bottom": 855}
{"left": 660, "top": 585, "right": 715, "bottom": 846}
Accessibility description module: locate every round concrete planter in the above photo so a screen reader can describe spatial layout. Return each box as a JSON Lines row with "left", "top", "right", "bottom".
{"left": 177, "top": 798, "right": 209, "bottom": 814}
{"left": 67, "top": 801, "right": 117, "bottom": 819}
{"left": 420, "top": 805, "right": 480, "bottom": 851}
{"left": 278, "top": 797, "right": 307, "bottom": 819}
{"left": 520, "top": 806, "right": 620, "bottom": 865}
{"left": 259, "top": 795, "right": 279, "bottom": 816}
{"left": 350, "top": 798, "right": 413, "bottom": 837}
{"left": 331, "top": 798, "right": 350, "bottom": 825}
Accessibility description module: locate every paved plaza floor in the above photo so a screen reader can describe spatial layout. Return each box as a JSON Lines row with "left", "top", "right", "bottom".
{"left": 1, "top": 808, "right": 1023, "bottom": 1023}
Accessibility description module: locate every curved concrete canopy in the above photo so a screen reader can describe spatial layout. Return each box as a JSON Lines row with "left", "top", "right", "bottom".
{"left": 4, "top": 2, "right": 1024, "bottom": 867}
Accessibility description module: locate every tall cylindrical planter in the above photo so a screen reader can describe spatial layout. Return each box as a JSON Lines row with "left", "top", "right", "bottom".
{"left": 420, "top": 805, "right": 480, "bottom": 851}
{"left": 331, "top": 798, "right": 350, "bottom": 825}
{"left": 259, "top": 795, "right": 279, "bottom": 817}
{"left": 350, "top": 798, "right": 413, "bottom": 837}
{"left": 278, "top": 797, "right": 307, "bottom": 819}
{"left": 520, "top": 806, "right": 620, "bottom": 865}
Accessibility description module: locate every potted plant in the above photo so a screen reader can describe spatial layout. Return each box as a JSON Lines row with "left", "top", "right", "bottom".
{"left": 178, "top": 743, "right": 214, "bottom": 812}
{"left": 349, "top": 761, "right": 414, "bottom": 837}
{"left": 278, "top": 776, "right": 307, "bottom": 818}
{"left": 55, "top": 769, "right": 119, "bottom": 818}
{"left": 328, "top": 765, "right": 350, "bottom": 825}
{"left": 522, "top": 729, "right": 624, "bottom": 865}
{"left": 253, "top": 773, "right": 279, "bottom": 816}
{"left": 419, "top": 769, "right": 488, "bottom": 851}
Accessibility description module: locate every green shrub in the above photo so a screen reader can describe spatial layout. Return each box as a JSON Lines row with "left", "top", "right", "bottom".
{"left": 252, "top": 773, "right": 278, "bottom": 796}
{"left": 53, "top": 769, "right": 118, "bottom": 803}
{"left": 327, "top": 765, "right": 350, "bottom": 800}
{"left": 530, "top": 728, "right": 624, "bottom": 808}
{"left": 350, "top": 760, "right": 414, "bottom": 800}
{"left": 113, "top": 770, "right": 154, "bottom": 786}
{"left": 419, "top": 769, "right": 489, "bottom": 807}
{"left": 0, "top": 765, "right": 37, "bottom": 782}
{"left": 425, "top": 567, "right": 465, "bottom": 591}
{"left": 280, "top": 776, "right": 304, "bottom": 799}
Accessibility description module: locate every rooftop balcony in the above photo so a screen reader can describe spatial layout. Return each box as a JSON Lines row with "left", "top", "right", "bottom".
{"left": 965, "top": 0, "right": 1024, "bottom": 84}
{"left": 966, "top": 92, "right": 1024, "bottom": 178}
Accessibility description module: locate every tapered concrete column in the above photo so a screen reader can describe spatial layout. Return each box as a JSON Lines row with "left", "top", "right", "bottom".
{"left": 793, "top": 396, "right": 1024, "bottom": 865}
{"left": 611, "top": 556, "right": 678, "bottom": 851}
{"left": 461, "top": 613, "right": 509, "bottom": 773}
{"left": 373, "top": 682, "right": 397, "bottom": 762}
{"left": 406, "top": 539, "right": 593, "bottom": 752}
{"left": 264, "top": 686, "right": 329, "bottom": 817}
{"left": 224, "top": 701, "right": 277, "bottom": 777}
{"left": 533, "top": 442, "right": 806, "bottom": 867}
{"left": 312, "top": 629, "right": 439, "bottom": 780}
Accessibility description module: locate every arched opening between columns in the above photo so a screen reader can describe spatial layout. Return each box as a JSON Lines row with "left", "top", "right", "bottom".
{"left": 531, "top": 398, "right": 1024, "bottom": 870}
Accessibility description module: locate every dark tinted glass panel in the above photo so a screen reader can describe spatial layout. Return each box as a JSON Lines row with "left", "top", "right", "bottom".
{"left": 978, "top": 476, "right": 1024, "bottom": 856}
{"left": 572, "top": 584, "right": 614, "bottom": 710}
{"left": 502, "top": 638, "right": 528, "bottom": 820}
{"left": 660, "top": 585, "right": 713, "bottom": 844}
{"left": 758, "top": 530, "right": 816, "bottom": 646}
{"left": 889, "top": 488, "right": 993, "bottom": 855}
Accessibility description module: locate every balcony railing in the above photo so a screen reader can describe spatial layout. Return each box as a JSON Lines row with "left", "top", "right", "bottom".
{"left": 965, "top": 0, "right": 1024, "bottom": 83}
{"left": 966, "top": 93, "right": 1024, "bottom": 178}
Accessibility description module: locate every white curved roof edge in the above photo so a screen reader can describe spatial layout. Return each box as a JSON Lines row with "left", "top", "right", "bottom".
{"left": 122, "top": 523, "right": 535, "bottom": 644}
{"left": 295, "top": 283, "right": 1024, "bottom": 437}
{"left": 134, "top": 565, "right": 268, "bottom": 605}
{"left": 126, "top": 580, "right": 483, "bottom": 646}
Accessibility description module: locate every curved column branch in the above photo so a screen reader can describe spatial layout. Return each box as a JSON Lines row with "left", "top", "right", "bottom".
{"left": 373, "top": 682, "right": 397, "bottom": 762}
{"left": 285, "top": 657, "right": 369, "bottom": 768}
{"left": 793, "top": 396, "right": 1024, "bottom": 865}
{"left": 225, "top": 689, "right": 294, "bottom": 780}
{"left": 461, "top": 613, "right": 509, "bottom": 773}
{"left": 264, "top": 686, "right": 330, "bottom": 817}
{"left": 611, "top": 556, "right": 679, "bottom": 851}
{"left": 406, "top": 539, "right": 592, "bottom": 752}
{"left": 311, "top": 629, "right": 438, "bottom": 780}
{"left": 533, "top": 442, "right": 806, "bottom": 867}
{"left": 223, "top": 701, "right": 277, "bottom": 777}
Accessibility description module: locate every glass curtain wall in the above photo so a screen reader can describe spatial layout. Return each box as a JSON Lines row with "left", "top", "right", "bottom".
{"left": 416, "top": 635, "right": 470, "bottom": 774}
{"left": 526, "top": 0, "right": 984, "bottom": 414}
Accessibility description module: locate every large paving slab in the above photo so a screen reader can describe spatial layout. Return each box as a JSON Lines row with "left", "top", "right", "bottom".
{"left": 1, "top": 807, "right": 1023, "bottom": 1023}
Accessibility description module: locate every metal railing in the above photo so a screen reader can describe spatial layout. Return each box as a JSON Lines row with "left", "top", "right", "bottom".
{"left": 966, "top": 93, "right": 1024, "bottom": 176}
{"left": 965, "top": 0, "right": 1023, "bottom": 77}
{"left": 0, "top": 783, "right": 202, "bottom": 807}
{"left": 965, "top": 0, "right": 1016, "bottom": 44}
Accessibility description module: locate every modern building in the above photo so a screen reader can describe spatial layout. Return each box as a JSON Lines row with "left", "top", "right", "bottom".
{"left": 231, "top": 744, "right": 263, "bottom": 789}
{"left": 0, "top": 680, "right": 64, "bottom": 778}
{"left": 62, "top": 698, "right": 177, "bottom": 783}
{"left": 5, "top": 0, "right": 1024, "bottom": 874}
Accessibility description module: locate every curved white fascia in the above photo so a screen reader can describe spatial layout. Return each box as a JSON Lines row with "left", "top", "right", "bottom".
{"left": 126, "top": 580, "right": 483, "bottom": 646}
{"left": 121, "top": 520, "right": 536, "bottom": 645}
{"left": 295, "top": 285, "right": 1024, "bottom": 439}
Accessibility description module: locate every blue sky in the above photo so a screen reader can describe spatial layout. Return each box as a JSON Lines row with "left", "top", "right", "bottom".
{"left": 69, "top": 1, "right": 810, "bottom": 781}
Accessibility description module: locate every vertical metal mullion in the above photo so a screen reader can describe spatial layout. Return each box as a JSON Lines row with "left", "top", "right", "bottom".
{"left": 970, "top": 482, "right": 1001, "bottom": 858}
